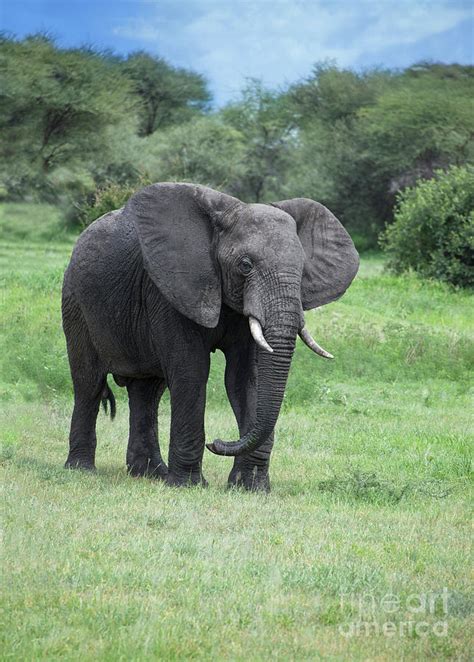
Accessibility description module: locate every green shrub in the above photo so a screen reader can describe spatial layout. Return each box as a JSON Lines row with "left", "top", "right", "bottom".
{"left": 382, "top": 166, "right": 474, "bottom": 287}
{"left": 71, "top": 177, "right": 151, "bottom": 228}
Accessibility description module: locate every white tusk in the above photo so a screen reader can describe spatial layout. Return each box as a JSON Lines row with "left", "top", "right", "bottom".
{"left": 249, "top": 317, "right": 274, "bottom": 353}
{"left": 299, "top": 327, "right": 334, "bottom": 359}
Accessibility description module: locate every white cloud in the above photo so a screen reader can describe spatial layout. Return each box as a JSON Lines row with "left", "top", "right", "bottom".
{"left": 112, "top": 0, "right": 472, "bottom": 104}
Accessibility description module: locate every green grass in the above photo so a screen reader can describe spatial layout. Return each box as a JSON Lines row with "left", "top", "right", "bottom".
{"left": 1, "top": 203, "right": 473, "bottom": 660}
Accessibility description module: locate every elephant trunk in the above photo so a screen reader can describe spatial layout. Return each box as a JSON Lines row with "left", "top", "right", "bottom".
{"left": 206, "top": 316, "right": 297, "bottom": 457}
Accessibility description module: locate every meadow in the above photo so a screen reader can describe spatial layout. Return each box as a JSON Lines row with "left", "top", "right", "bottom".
{"left": 1, "top": 203, "right": 473, "bottom": 660}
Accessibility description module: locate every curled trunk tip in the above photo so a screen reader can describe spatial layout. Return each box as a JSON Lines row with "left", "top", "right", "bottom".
{"left": 206, "top": 440, "right": 237, "bottom": 456}
{"left": 206, "top": 432, "right": 268, "bottom": 457}
{"left": 206, "top": 321, "right": 296, "bottom": 457}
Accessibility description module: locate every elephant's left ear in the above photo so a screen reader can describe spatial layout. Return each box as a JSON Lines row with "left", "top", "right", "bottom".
{"left": 271, "top": 198, "right": 359, "bottom": 309}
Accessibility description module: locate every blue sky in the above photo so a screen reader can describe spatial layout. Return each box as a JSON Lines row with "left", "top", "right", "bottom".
{"left": 2, "top": 0, "right": 473, "bottom": 105}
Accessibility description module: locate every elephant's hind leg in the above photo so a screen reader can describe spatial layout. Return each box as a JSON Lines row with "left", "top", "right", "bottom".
{"left": 63, "top": 297, "right": 107, "bottom": 471}
{"left": 126, "top": 378, "right": 168, "bottom": 479}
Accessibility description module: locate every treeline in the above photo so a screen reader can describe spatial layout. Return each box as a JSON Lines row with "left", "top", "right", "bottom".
{"left": 1, "top": 34, "right": 473, "bottom": 247}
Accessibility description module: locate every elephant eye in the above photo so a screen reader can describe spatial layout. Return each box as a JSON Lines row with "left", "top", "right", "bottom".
{"left": 239, "top": 256, "right": 253, "bottom": 275}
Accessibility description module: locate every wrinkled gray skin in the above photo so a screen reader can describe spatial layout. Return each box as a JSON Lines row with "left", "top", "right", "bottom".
{"left": 62, "top": 183, "right": 358, "bottom": 490}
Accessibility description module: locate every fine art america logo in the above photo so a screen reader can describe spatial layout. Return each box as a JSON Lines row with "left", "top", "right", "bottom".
{"left": 339, "top": 588, "right": 449, "bottom": 638}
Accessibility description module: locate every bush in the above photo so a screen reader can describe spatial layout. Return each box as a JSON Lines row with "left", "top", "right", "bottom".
{"left": 70, "top": 177, "right": 151, "bottom": 228}
{"left": 382, "top": 166, "right": 474, "bottom": 287}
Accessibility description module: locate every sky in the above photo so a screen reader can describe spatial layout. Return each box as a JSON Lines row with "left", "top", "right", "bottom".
{"left": 2, "top": 0, "right": 473, "bottom": 105}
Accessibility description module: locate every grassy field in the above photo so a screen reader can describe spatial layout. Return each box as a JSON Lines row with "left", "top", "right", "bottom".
{"left": 1, "top": 203, "right": 473, "bottom": 660}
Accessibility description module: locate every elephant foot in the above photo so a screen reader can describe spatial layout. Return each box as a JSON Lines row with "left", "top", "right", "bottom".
{"left": 127, "top": 458, "right": 168, "bottom": 480}
{"left": 165, "top": 470, "right": 208, "bottom": 488}
{"left": 227, "top": 466, "right": 271, "bottom": 493}
{"left": 65, "top": 457, "right": 96, "bottom": 472}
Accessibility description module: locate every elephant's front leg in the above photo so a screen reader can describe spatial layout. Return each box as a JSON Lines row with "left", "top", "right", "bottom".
{"left": 126, "top": 378, "right": 168, "bottom": 479}
{"left": 224, "top": 337, "right": 274, "bottom": 492}
{"left": 166, "top": 356, "right": 210, "bottom": 487}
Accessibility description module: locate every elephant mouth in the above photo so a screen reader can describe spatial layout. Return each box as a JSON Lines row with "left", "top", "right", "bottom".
{"left": 248, "top": 315, "right": 333, "bottom": 360}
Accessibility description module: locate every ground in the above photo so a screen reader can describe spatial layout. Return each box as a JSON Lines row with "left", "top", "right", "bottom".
{"left": 1, "top": 203, "right": 473, "bottom": 660}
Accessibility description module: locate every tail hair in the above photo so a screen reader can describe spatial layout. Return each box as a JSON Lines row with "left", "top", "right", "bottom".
{"left": 101, "top": 381, "right": 116, "bottom": 420}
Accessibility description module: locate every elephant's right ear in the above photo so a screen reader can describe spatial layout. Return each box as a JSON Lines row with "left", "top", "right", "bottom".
{"left": 125, "top": 183, "right": 239, "bottom": 328}
{"left": 271, "top": 198, "right": 359, "bottom": 309}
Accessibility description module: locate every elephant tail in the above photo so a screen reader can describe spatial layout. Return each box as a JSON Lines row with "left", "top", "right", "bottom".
{"left": 101, "top": 381, "right": 116, "bottom": 420}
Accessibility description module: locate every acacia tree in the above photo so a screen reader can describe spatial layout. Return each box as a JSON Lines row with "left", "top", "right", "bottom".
{"left": 141, "top": 116, "right": 246, "bottom": 192}
{"left": 220, "top": 80, "right": 296, "bottom": 202}
{"left": 287, "top": 62, "right": 474, "bottom": 243}
{"left": 0, "top": 35, "right": 134, "bottom": 192}
{"left": 358, "top": 69, "right": 474, "bottom": 182}
{"left": 290, "top": 61, "right": 391, "bottom": 123}
{"left": 122, "top": 52, "right": 211, "bottom": 136}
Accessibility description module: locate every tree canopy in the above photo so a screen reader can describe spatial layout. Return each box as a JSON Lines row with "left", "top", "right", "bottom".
{"left": 1, "top": 35, "right": 133, "bottom": 182}
{"left": 122, "top": 52, "right": 210, "bottom": 136}
{"left": 2, "top": 33, "right": 473, "bottom": 256}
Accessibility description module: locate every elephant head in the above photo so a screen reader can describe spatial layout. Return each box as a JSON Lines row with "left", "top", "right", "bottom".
{"left": 125, "top": 183, "right": 359, "bottom": 457}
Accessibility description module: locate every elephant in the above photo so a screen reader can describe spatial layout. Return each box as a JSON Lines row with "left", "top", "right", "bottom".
{"left": 62, "top": 183, "right": 359, "bottom": 490}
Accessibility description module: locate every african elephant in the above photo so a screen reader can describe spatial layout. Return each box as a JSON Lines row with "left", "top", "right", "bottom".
{"left": 62, "top": 183, "right": 358, "bottom": 490}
